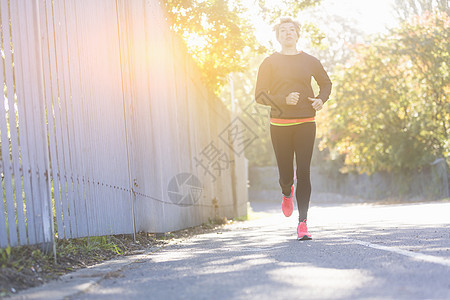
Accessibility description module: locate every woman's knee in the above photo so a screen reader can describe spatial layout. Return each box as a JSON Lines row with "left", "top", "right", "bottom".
{"left": 296, "top": 168, "right": 311, "bottom": 180}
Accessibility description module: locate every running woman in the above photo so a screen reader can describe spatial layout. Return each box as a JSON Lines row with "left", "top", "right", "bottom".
{"left": 255, "top": 17, "right": 332, "bottom": 240}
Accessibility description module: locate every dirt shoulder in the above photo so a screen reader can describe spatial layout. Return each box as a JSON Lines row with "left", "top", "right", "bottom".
{"left": 0, "top": 220, "right": 228, "bottom": 298}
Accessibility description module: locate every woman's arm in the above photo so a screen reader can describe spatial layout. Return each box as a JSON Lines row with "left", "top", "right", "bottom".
{"left": 255, "top": 58, "right": 287, "bottom": 107}
{"left": 312, "top": 59, "right": 332, "bottom": 104}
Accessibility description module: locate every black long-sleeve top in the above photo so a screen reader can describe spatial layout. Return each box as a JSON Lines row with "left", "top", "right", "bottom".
{"left": 255, "top": 51, "right": 332, "bottom": 119}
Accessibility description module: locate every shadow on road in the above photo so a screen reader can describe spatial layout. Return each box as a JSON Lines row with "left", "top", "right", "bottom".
{"left": 71, "top": 200, "right": 450, "bottom": 299}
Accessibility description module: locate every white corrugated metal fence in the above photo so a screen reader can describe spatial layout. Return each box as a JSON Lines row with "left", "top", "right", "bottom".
{"left": 0, "top": 0, "right": 248, "bottom": 250}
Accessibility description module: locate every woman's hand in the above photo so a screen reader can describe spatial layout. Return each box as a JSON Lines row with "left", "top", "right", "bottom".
{"left": 286, "top": 92, "right": 300, "bottom": 105}
{"left": 308, "top": 97, "right": 323, "bottom": 111}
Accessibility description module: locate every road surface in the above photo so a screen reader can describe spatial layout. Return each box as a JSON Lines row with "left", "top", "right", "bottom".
{"left": 14, "top": 200, "right": 450, "bottom": 299}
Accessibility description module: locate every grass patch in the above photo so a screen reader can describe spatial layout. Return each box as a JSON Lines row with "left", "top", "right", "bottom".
{"left": 0, "top": 220, "right": 230, "bottom": 297}
{"left": 0, "top": 233, "right": 157, "bottom": 297}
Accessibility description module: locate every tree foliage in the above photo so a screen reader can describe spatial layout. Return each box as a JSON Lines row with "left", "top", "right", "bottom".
{"left": 162, "top": 0, "right": 259, "bottom": 93}
{"left": 297, "top": 12, "right": 364, "bottom": 73}
{"left": 394, "top": 0, "right": 449, "bottom": 20}
{"left": 162, "top": 0, "right": 320, "bottom": 94}
{"left": 256, "top": 0, "right": 319, "bottom": 23}
{"left": 321, "top": 10, "right": 449, "bottom": 174}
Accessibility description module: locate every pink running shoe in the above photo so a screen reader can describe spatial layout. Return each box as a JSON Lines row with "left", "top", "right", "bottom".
{"left": 297, "top": 219, "right": 312, "bottom": 240}
{"left": 281, "top": 185, "right": 294, "bottom": 217}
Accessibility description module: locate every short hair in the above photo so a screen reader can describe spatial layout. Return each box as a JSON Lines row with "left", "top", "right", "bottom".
{"left": 273, "top": 17, "right": 301, "bottom": 38}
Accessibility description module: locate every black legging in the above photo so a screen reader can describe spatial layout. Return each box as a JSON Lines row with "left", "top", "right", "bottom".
{"left": 270, "top": 122, "right": 316, "bottom": 222}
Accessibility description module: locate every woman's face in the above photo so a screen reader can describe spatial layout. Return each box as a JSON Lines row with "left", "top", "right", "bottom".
{"left": 277, "top": 22, "right": 299, "bottom": 47}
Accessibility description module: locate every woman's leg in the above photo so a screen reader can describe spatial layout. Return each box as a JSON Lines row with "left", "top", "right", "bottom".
{"left": 293, "top": 122, "right": 316, "bottom": 222}
{"left": 270, "top": 125, "right": 295, "bottom": 196}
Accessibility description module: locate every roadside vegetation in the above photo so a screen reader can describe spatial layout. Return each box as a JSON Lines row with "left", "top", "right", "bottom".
{"left": 0, "top": 219, "right": 230, "bottom": 297}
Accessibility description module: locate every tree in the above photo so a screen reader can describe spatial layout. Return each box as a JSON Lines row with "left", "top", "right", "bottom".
{"left": 321, "top": 10, "right": 449, "bottom": 174}
{"left": 295, "top": 10, "right": 365, "bottom": 73}
{"left": 162, "top": 0, "right": 321, "bottom": 94}
{"left": 162, "top": 0, "right": 259, "bottom": 93}
{"left": 394, "top": 0, "right": 449, "bottom": 20}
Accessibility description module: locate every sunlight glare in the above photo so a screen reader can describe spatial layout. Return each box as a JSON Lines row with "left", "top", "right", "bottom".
{"left": 244, "top": 0, "right": 398, "bottom": 51}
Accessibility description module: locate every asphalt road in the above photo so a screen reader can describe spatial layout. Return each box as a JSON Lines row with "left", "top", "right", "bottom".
{"left": 14, "top": 200, "right": 450, "bottom": 300}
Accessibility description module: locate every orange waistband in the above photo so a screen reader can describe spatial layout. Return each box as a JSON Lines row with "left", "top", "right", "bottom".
{"left": 270, "top": 117, "right": 315, "bottom": 126}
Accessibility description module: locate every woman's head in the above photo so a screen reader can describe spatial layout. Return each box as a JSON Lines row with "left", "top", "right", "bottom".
{"left": 274, "top": 17, "right": 301, "bottom": 41}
